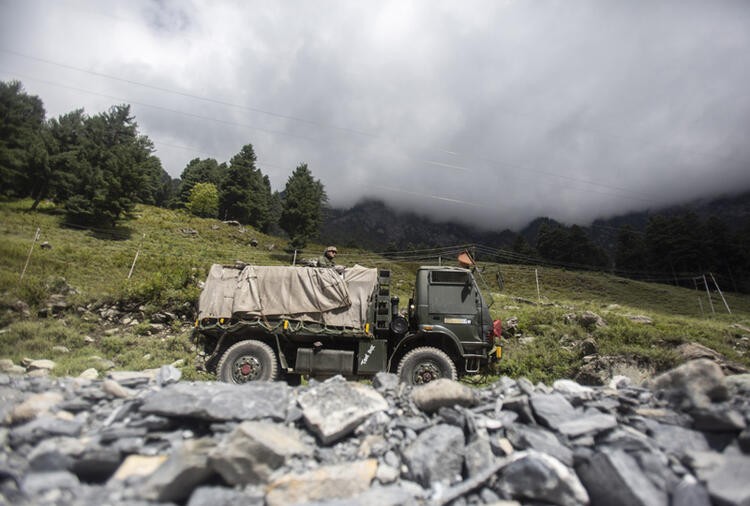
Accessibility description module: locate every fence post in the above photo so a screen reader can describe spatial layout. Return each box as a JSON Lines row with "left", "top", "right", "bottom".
{"left": 709, "top": 272, "right": 731, "bottom": 314}
{"left": 535, "top": 268, "right": 541, "bottom": 303}
{"left": 20, "top": 227, "right": 41, "bottom": 281}
{"left": 128, "top": 234, "right": 145, "bottom": 279}
{"left": 702, "top": 274, "right": 715, "bottom": 315}
{"left": 293, "top": 250, "right": 297, "bottom": 266}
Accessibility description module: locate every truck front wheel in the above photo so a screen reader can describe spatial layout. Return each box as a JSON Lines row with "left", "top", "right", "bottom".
{"left": 397, "top": 347, "right": 457, "bottom": 385}
{"left": 217, "top": 340, "right": 279, "bottom": 383}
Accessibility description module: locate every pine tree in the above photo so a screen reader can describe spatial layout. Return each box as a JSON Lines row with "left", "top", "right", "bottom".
{"left": 61, "top": 104, "right": 156, "bottom": 226}
{"left": 218, "top": 144, "right": 272, "bottom": 230}
{"left": 279, "top": 163, "right": 327, "bottom": 250}
{"left": 0, "top": 80, "right": 47, "bottom": 198}
{"left": 510, "top": 234, "right": 537, "bottom": 263}
{"left": 614, "top": 225, "right": 648, "bottom": 275}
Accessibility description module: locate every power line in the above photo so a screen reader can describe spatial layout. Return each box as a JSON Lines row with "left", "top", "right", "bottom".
{"left": 0, "top": 48, "right": 380, "bottom": 140}
{"left": 0, "top": 68, "right": 330, "bottom": 145}
{"left": 0, "top": 49, "right": 672, "bottom": 204}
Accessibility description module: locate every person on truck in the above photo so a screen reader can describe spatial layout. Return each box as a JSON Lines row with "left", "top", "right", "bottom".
{"left": 317, "top": 246, "right": 338, "bottom": 267}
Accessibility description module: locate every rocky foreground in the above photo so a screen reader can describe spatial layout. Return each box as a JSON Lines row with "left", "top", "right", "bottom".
{"left": 1, "top": 360, "right": 749, "bottom": 506}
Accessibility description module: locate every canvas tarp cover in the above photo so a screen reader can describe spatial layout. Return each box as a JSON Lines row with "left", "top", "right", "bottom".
{"left": 198, "top": 264, "right": 378, "bottom": 329}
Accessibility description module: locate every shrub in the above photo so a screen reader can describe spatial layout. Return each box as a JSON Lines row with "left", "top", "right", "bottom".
{"left": 186, "top": 183, "right": 219, "bottom": 218}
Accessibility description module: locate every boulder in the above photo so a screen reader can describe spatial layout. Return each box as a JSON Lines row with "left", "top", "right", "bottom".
{"left": 137, "top": 438, "right": 216, "bottom": 503}
{"left": 576, "top": 449, "right": 667, "bottom": 506}
{"left": 10, "top": 391, "right": 64, "bottom": 423}
{"left": 402, "top": 423, "right": 465, "bottom": 487}
{"left": 495, "top": 450, "right": 589, "bottom": 506}
{"left": 529, "top": 393, "right": 579, "bottom": 429}
{"left": 697, "top": 454, "right": 750, "bottom": 506}
{"left": 410, "top": 378, "right": 476, "bottom": 413}
{"left": 110, "top": 455, "right": 168, "bottom": 482}
{"left": 139, "top": 381, "right": 290, "bottom": 421}
{"left": 265, "top": 459, "right": 377, "bottom": 506}
{"left": 298, "top": 377, "right": 388, "bottom": 444}
{"left": 556, "top": 413, "right": 618, "bottom": 438}
{"left": 649, "top": 358, "right": 728, "bottom": 410}
{"left": 155, "top": 365, "right": 182, "bottom": 386}
{"left": 102, "top": 379, "right": 132, "bottom": 399}
{"left": 27, "top": 359, "right": 56, "bottom": 372}
{"left": 209, "top": 421, "right": 312, "bottom": 485}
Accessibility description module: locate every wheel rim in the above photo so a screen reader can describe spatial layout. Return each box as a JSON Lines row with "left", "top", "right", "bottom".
{"left": 232, "top": 355, "right": 262, "bottom": 382}
{"left": 413, "top": 360, "right": 442, "bottom": 384}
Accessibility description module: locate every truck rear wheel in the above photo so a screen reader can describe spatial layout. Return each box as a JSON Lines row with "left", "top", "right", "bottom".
{"left": 217, "top": 340, "right": 279, "bottom": 383}
{"left": 397, "top": 346, "right": 457, "bottom": 385}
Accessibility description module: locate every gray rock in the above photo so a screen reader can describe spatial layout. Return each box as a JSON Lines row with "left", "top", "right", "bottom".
{"left": 9, "top": 415, "right": 84, "bottom": 447}
{"left": 739, "top": 428, "right": 750, "bottom": 453}
{"left": 494, "top": 450, "right": 589, "bottom": 506}
{"left": 410, "top": 378, "right": 476, "bottom": 413}
{"left": 556, "top": 413, "right": 618, "bottom": 437}
{"left": 627, "top": 315, "right": 654, "bottom": 325}
{"left": 517, "top": 377, "right": 535, "bottom": 395}
{"left": 70, "top": 444, "right": 124, "bottom": 483}
{"left": 28, "top": 437, "right": 85, "bottom": 472}
{"left": 502, "top": 395, "right": 535, "bottom": 424}
{"left": 403, "top": 423, "right": 465, "bottom": 487}
{"left": 372, "top": 372, "right": 400, "bottom": 391}
{"left": 552, "top": 379, "right": 594, "bottom": 399}
{"left": 694, "top": 453, "right": 750, "bottom": 506}
{"left": 726, "top": 374, "right": 750, "bottom": 395}
{"left": 529, "top": 393, "right": 579, "bottom": 428}
{"left": 208, "top": 421, "right": 312, "bottom": 485}
{"left": 265, "top": 459, "right": 377, "bottom": 506}
{"left": 375, "top": 463, "right": 400, "bottom": 484}
{"left": 649, "top": 358, "right": 728, "bottom": 410}
{"left": 156, "top": 365, "right": 182, "bottom": 386}
{"left": 138, "top": 438, "right": 216, "bottom": 503}
{"left": 298, "top": 378, "right": 388, "bottom": 444}
{"left": 78, "top": 368, "right": 99, "bottom": 380}
{"left": 107, "top": 369, "right": 156, "bottom": 385}
{"left": 301, "top": 483, "right": 425, "bottom": 506}
{"left": 672, "top": 475, "right": 711, "bottom": 506}
{"left": 187, "top": 485, "right": 264, "bottom": 506}
{"left": 22, "top": 470, "right": 80, "bottom": 494}
{"left": 102, "top": 379, "right": 133, "bottom": 399}
{"left": 649, "top": 422, "right": 710, "bottom": 459}
{"left": 505, "top": 425, "right": 574, "bottom": 467}
{"left": 465, "top": 434, "right": 495, "bottom": 478}
{"left": 9, "top": 391, "right": 64, "bottom": 423}
{"left": 139, "top": 381, "right": 290, "bottom": 421}
{"left": 690, "top": 407, "right": 747, "bottom": 431}
{"left": 579, "top": 311, "right": 606, "bottom": 328}
{"left": 576, "top": 448, "right": 668, "bottom": 506}
{"left": 27, "top": 359, "right": 56, "bottom": 371}
{"left": 599, "top": 426, "right": 658, "bottom": 454}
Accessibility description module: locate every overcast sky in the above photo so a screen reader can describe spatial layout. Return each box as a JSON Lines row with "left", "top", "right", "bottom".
{"left": 1, "top": 0, "right": 749, "bottom": 230}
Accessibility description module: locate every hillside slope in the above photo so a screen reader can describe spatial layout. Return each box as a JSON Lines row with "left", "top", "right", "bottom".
{"left": 1, "top": 199, "right": 749, "bottom": 383}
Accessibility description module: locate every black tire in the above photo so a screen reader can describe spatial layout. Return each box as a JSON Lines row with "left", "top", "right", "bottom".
{"left": 397, "top": 346, "right": 458, "bottom": 386}
{"left": 284, "top": 373, "right": 303, "bottom": 386}
{"left": 217, "top": 340, "right": 279, "bottom": 383}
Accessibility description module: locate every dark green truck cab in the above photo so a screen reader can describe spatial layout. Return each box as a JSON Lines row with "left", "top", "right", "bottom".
{"left": 193, "top": 264, "right": 502, "bottom": 386}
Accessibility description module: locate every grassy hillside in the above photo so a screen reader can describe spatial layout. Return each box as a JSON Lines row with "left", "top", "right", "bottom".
{"left": 1, "top": 199, "right": 749, "bottom": 383}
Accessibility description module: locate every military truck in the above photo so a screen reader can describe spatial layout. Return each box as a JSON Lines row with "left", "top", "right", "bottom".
{"left": 193, "top": 263, "right": 502, "bottom": 386}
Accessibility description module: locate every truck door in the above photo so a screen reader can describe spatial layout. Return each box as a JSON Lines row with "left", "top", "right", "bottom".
{"left": 427, "top": 270, "right": 483, "bottom": 345}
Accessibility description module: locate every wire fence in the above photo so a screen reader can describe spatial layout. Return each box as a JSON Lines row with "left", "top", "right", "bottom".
{"left": 8, "top": 220, "right": 742, "bottom": 319}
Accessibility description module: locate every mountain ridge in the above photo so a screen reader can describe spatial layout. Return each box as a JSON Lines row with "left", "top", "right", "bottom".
{"left": 319, "top": 190, "right": 750, "bottom": 253}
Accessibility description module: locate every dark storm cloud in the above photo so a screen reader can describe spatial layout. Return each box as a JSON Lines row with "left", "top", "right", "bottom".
{"left": 1, "top": 0, "right": 749, "bottom": 230}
